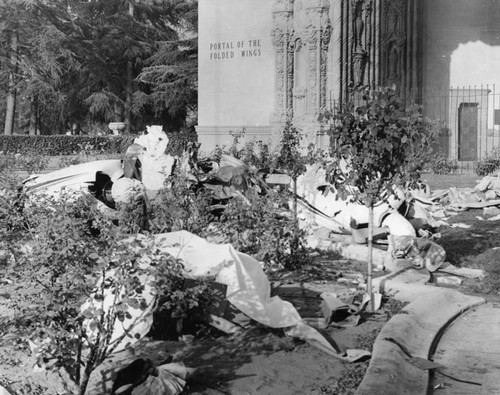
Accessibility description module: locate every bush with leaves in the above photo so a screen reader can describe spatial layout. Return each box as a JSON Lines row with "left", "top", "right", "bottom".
{"left": 148, "top": 173, "right": 215, "bottom": 235}
{"left": 427, "top": 152, "right": 458, "bottom": 175}
{"left": 202, "top": 123, "right": 311, "bottom": 270}
{"left": 13, "top": 152, "right": 50, "bottom": 174}
{"left": 215, "top": 192, "right": 308, "bottom": 271}
{"left": 0, "top": 172, "right": 28, "bottom": 269}
{"left": 0, "top": 121, "right": 316, "bottom": 392}
{"left": 474, "top": 147, "right": 500, "bottom": 176}
{"left": 0, "top": 186, "right": 213, "bottom": 394}
{"left": 212, "top": 129, "right": 274, "bottom": 170}
{"left": 273, "top": 122, "right": 309, "bottom": 268}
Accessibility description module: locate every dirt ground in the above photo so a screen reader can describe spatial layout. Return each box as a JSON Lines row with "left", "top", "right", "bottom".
{"left": 0, "top": 257, "right": 388, "bottom": 395}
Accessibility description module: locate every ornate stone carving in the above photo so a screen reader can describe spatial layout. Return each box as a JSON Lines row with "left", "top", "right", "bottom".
{"left": 347, "top": 0, "right": 373, "bottom": 90}
{"left": 380, "top": 0, "right": 405, "bottom": 87}
{"left": 286, "top": 38, "right": 295, "bottom": 119}
{"left": 352, "top": 51, "right": 367, "bottom": 88}
{"left": 271, "top": 2, "right": 294, "bottom": 125}
{"left": 351, "top": 0, "right": 365, "bottom": 52}
{"left": 271, "top": 0, "right": 331, "bottom": 141}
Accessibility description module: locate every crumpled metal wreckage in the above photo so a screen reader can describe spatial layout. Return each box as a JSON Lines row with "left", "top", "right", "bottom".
{"left": 22, "top": 126, "right": 270, "bottom": 218}
{"left": 22, "top": 125, "right": 438, "bottom": 246}
{"left": 22, "top": 125, "right": 175, "bottom": 216}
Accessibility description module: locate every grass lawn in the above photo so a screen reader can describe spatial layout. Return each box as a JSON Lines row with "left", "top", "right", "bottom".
{"left": 421, "top": 172, "right": 481, "bottom": 190}
{"left": 438, "top": 205, "right": 500, "bottom": 295}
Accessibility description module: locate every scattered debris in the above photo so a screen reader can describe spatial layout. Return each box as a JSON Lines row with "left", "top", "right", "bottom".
{"left": 435, "top": 275, "right": 463, "bottom": 287}
{"left": 390, "top": 235, "right": 446, "bottom": 272}
{"left": 450, "top": 223, "right": 471, "bottom": 229}
{"left": 81, "top": 231, "right": 371, "bottom": 362}
{"left": 112, "top": 358, "right": 193, "bottom": 395}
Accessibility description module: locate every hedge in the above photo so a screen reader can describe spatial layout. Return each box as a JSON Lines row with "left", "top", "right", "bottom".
{"left": 0, "top": 132, "right": 197, "bottom": 156}
{"left": 0, "top": 135, "right": 134, "bottom": 156}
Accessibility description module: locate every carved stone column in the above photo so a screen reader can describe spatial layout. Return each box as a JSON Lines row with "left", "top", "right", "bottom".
{"left": 271, "top": 0, "right": 295, "bottom": 128}
{"left": 303, "top": 0, "right": 331, "bottom": 123}
{"left": 379, "top": 0, "right": 422, "bottom": 99}
{"left": 340, "top": 0, "right": 377, "bottom": 101}
{"left": 271, "top": 0, "right": 332, "bottom": 147}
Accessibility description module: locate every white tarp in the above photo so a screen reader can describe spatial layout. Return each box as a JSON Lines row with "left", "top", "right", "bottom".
{"left": 152, "top": 231, "right": 302, "bottom": 328}
{"left": 83, "top": 231, "right": 370, "bottom": 362}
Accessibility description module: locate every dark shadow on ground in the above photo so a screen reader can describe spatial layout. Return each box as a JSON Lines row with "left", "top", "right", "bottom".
{"left": 180, "top": 326, "right": 304, "bottom": 394}
{"left": 437, "top": 209, "right": 500, "bottom": 266}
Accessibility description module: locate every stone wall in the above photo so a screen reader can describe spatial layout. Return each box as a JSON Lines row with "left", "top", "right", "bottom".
{"left": 197, "top": 0, "right": 275, "bottom": 151}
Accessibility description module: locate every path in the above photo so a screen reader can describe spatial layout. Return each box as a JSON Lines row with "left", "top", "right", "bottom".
{"left": 430, "top": 302, "right": 500, "bottom": 394}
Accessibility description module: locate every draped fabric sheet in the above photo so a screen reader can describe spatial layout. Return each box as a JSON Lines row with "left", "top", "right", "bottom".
{"left": 83, "top": 231, "right": 370, "bottom": 361}
{"left": 153, "top": 231, "right": 302, "bottom": 328}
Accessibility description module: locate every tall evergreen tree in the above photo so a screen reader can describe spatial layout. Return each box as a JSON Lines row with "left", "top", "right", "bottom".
{"left": 0, "top": 0, "right": 197, "bottom": 135}
{"left": 70, "top": 0, "right": 182, "bottom": 133}
{"left": 136, "top": 0, "right": 198, "bottom": 131}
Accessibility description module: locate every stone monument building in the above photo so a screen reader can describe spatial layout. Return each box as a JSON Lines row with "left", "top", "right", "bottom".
{"left": 197, "top": 0, "right": 500, "bottom": 162}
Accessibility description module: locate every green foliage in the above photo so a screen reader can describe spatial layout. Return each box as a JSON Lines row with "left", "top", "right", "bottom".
{"left": 0, "top": 172, "right": 26, "bottom": 245}
{"left": 213, "top": 129, "right": 274, "bottom": 170}
{"left": 165, "top": 128, "right": 198, "bottom": 157}
{"left": 0, "top": 135, "right": 134, "bottom": 155}
{"left": 474, "top": 147, "right": 500, "bottom": 176}
{"left": 0, "top": 154, "right": 16, "bottom": 173}
{"left": 13, "top": 152, "right": 49, "bottom": 174}
{"left": 58, "top": 155, "right": 86, "bottom": 168}
{"left": 428, "top": 152, "right": 459, "bottom": 175}
{"left": 0, "top": 0, "right": 198, "bottom": 135}
{"left": 275, "top": 122, "right": 307, "bottom": 178}
{"left": 136, "top": 1, "right": 198, "bottom": 127}
{"left": 148, "top": 172, "right": 215, "bottom": 235}
{"left": 208, "top": 124, "right": 310, "bottom": 270}
{"left": 216, "top": 194, "right": 309, "bottom": 271}
{"left": 0, "top": 186, "right": 206, "bottom": 393}
{"left": 0, "top": 132, "right": 194, "bottom": 157}
{"left": 327, "top": 87, "right": 440, "bottom": 207}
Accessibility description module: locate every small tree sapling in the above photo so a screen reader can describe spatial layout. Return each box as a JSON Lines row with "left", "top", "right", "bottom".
{"left": 326, "top": 87, "right": 440, "bottom": 307}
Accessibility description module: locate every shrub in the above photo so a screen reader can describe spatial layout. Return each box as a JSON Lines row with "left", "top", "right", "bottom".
{"left": 148, "top": 173, "right": 215, "bottom": 235}
{"left": 165, "top": 128, "right": 198, "bottom": 157}
{"left": 0, "top": 172, "right": 28, "bottom": 244}
{"left": 216, "top": 193, "right": 309, "bottom": 271}
{"left": 0, "top": 122, "right": 315, "bottom": 392}
{"left": 14, "top": 152, "right": 50, "bottom": 174}
{"left": 475, "top": 148, "right": 500, "bottom": 176}
{"left": 0, "top": 154, "right": 16, "bottom": 173}
{"left": 428, "top": 153, "right": 458, "bottom": 175}
{"left": 58, "top": 155, "right": 87, "bottom": 168}
{"left": 213, "top": 129, "right": 274, "bottom": 170}
{"left": 1, "top": 188, "right": 212, "bottom": 394}
{"left": 0, "top": 135, "right": 134, "bottom": 156}
{"left": 0, "top": 131, "right": 196, "bottom": 158}
{"left": 327, "top": 86, "right": 440, "bottom": 307}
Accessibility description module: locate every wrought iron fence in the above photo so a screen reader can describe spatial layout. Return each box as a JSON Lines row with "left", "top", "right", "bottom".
{"left": 420, "top": 85, "right": 500, "bottom": 173}
{"left": 328, "top": 85, "right": 500, "bottom": 173}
